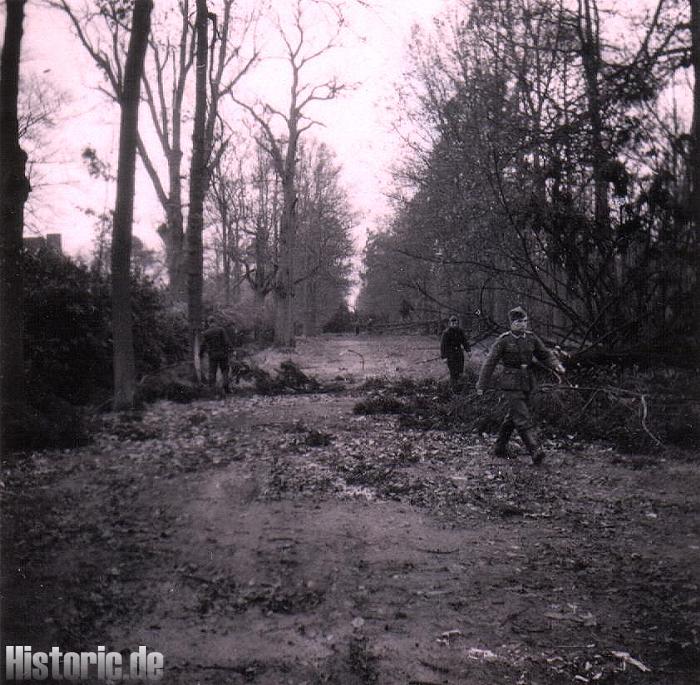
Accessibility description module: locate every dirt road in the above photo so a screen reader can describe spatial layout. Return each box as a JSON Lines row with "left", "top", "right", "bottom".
{"left": 2, "top": 336, "right": 699, "bottom": 684}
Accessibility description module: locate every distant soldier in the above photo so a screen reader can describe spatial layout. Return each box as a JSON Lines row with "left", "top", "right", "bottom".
{"left": 476, "top": 307, "right": 565, "bottom": 464}
{"left": 440, "top": 315, "right": 471, "bottom": 387}
{"left": 399, "top": 298, "right": 414, "bottom": 321}
{"left": 200, "top": 316, "right": 233, "bottom": 392}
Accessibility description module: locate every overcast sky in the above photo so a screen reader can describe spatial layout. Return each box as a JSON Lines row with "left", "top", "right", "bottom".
{"left": 14, "top": 0, "right": 445, "bottom": 258}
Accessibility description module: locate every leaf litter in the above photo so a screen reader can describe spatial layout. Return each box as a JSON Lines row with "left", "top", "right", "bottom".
{"left": 2, "top": 335, "right": 699, "bottom": 684}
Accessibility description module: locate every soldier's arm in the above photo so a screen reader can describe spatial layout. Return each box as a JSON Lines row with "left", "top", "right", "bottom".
{"left": 476, "top": 338, "right": 503, "bottom": 390}
{"left": 533, "top": 335, "right": 565, "bottom": 373}
{"left": 461, "top": 330, "right": 471, "bottom": 353}
{"left": 440, "top": 332, "right": 447, "bottom": 358}
{"left": 223, "top": 327, "right": 234, "bottom": 352}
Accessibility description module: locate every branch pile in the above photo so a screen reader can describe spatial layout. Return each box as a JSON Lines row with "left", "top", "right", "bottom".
{"left": 354, "top": 367, "right": 699, "bottom": 453}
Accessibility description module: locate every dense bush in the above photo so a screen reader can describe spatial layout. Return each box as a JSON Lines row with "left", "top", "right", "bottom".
{"left": 23, "top": 247, "right": 189, "bottom": 406}
{"left": 322, "top": 303, "right": 356, "bottom": 334}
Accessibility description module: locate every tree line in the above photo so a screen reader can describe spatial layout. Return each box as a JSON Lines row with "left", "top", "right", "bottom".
{"left": 1, "top": 0, "right": 356, "bottom": 434}
{"left": 358, "top": 0, "right": 697, "bottom": 364}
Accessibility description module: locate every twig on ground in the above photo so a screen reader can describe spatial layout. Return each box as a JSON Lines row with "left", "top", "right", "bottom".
{"left": 639, "top": 395, "right": 663, "bottom": 446}
{"left": 344, "top": 349, "right": 365, "bottom": 370}
{"left": 418, "top": 659, "right": 450, "bottom": 674}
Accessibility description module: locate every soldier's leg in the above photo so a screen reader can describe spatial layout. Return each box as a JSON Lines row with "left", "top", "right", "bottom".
{"left": 512, "top": 394, "right": 545, "bottom": 464}
{"left": 207, "top": 356, "right": 218, "bottom": 386}
{"left": 221, "top": 357, "right": 230, "bottom": 392}
{"left": 494, "top": 392, "right": 518, "bottom": 458}
{"left": 494, "top": 416, "right": 515, "bottom": 458}
{"left": 447, "top": 355, "right": 464, "bottom": 387}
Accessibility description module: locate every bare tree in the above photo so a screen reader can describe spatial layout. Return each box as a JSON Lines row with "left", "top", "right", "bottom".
{"left": 244, "top": 146, "right": 280, "bottom": 312}
{"left": 51, "top": 0, "right": 259, "bottom": 300}
{"left": 362, "top": 0, "right": 692, "bottom": 354}
{"left": 206, "top": 149, "right": 248, "bottom": 305}
{"left": 233, "top": 0, "right": 348, "bottom": 347}
{"left": 186, "top": 0, "right": 209, "bottom": 344}
{"left": 294, "top": 141, "right": 354, "bottom": 335}
{"left": 143, "top": 1, "right": 196, "bottom": 299}
{"left": 17, "top": 74, "right": 65, "bottom": 231}
{"left": 140, "top": 0, "right": 259, "bottom": 299}
{"left": 0, "top": 0, "right": 32, "bottom": 449}
{"left": 111, "top": 0, "right": 152, "bottom": 410}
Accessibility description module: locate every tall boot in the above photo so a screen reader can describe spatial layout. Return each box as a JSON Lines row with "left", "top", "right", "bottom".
{"left": 519, "top": 428, "right": 545, "bottom": 465}
{"left": 494, "top": 420, "right": 514, "bottom": 459}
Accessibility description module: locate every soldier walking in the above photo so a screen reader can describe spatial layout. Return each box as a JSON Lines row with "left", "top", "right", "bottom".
{"left": 440, "top": 315, "right": 471, "bottom": 387}
{"left": 200, "top": 316, "right": 234, "bottom": 393}
{"left": 476, "top": 307, "right": 565, "bottom": 464}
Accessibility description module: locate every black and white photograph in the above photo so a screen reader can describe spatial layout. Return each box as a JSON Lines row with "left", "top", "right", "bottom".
{"left": 1, "top": 0, "right": 698, "bottom": 682}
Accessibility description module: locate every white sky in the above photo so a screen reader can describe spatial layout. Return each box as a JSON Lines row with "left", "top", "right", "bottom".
{"left": 10, "top": 0, "right": 692, "bottom": 263}
{"left": 13, "top": 0, "right": 445, "bottom": 258}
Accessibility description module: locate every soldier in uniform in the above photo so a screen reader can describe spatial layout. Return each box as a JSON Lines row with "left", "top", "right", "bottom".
{"left": 200, "top": 316, "right": 234, "bottom": 392}
{"left": 440, "top": 315, "right": 471, "bottom": 387}
{"left": 476, "top": 307, "right": 565, "bottom": 464}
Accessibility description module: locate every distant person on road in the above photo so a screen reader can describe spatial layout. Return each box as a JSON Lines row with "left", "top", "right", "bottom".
{"left": 476, "top": 307, "right": 565, "bottom": 464}
{"left": 440, "top": 315, "right": 471, "bottom": 387}
{"left": 200, "top": 316, "right": 233, "bottom": 392}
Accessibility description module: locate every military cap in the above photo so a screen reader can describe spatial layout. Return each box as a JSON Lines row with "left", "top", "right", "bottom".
{"left": 508, "top": 306, "right": 528, "bottom": 322}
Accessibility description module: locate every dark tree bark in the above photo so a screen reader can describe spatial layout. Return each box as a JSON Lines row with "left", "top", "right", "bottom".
{"left": 186, "top": 0, "right": 209, "bottom": 354}
{"left": 692, "top": 0, "right": 700, "bottom": 236}
{"left": 111, "top": 0, "right": 152, "bottom": 410}
{"left": 0, "top": 0, "right": 31, "bottom": 448}
{"left": 576, "top": 0, "right": 610, "bottom": 232}
{"left": 692, "top": 0, "right": 700, "bottom": 330}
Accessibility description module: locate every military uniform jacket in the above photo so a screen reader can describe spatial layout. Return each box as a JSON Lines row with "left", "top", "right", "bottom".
{"left": 477, "top": 330, "right": 558, "bottom": 392}
{"left": 440, "top": 327, "right": 470, "bottom": 360}
{"left": 200, "top": 326, "right": 232, "bottom": 359}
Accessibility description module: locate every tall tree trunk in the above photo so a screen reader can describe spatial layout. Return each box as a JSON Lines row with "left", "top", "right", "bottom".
{"left": 303, "top": 276, "right": 318, "bottom": 336}
{"left": 186, "top": 0, "right": 209, "bottom": 350}
{"left": 578, "top": 0, "right": 609, "bottom": 230}
{"left": 221, "top": 201, "right": 230, "bottom": 306}
{"left": 232, "top": 218, "right": 241, "bottom": 302}
{"left": 0, "top": 0, "right": 31, "bottom": 449}
{"left": 274, "top": 180, "right": 297, "bottom": 346}
{"left": 111, "top": 0, "right": 152, "bottom": 410}
{"left": 691, "top": 0, "right": 700, "bottom": 329}
{"left": 164, "top": 168, "right": 185, "bottom": 297}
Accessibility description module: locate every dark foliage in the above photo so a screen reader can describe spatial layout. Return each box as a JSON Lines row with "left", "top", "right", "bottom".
{"left": 136, "top": 363, "right": 209, "bottom": 405}
{"left": 2, "top": 394, "right": 89, "bottom": 450}
{"left": 354, "top": 367, "right": 699, "bottom": 453}
{"left": 322, "top": 303, "right": 356, "bottom": 333}
{"left": 23, "top": 247, "right": 112, "bottom": 404}
{"left": 251, "top": 360, "right": 321, "bottom": 395}
{"left": 4, "top": 248, "right": 190, "bottom": 451}
{"left": 23, "top": 247, "right": 189, "bottom": 407}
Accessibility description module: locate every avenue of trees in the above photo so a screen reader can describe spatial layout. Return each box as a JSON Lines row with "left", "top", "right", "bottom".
{"left": 1, "top": 0, "right": 356, "bottom": 435}
{"left": 1, "top": 0, "right": 697, "bottom": 449}
{"left": 358, "top": 0, "right": 697, "bottom": 362}
{"left": 204, "top": 138, "right": 354, "bottom": 337}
